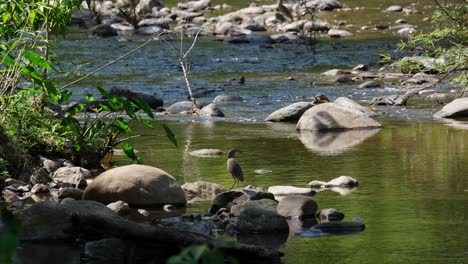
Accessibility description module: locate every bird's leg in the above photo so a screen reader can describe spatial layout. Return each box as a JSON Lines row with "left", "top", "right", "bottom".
{"left": 229, "top": 179, "right": 237, "bottom": 190}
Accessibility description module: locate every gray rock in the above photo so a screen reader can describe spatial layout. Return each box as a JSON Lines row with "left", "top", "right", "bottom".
{"left": 90, "top": 24, "right": 118, "bottom": 37}
{"left": 109, "top": 87, "right": 164, "bottom": 109}
{"left": 30, "top": 168, "right": 52, "bottom": 185}
{"left": 334, "top": 97, "right": 377, "bottom": 117}
{"left": 177, "top": 0, "right": 211, "bottom": 12}
{"left": 231, "top": 199, "right": 278, "bottom": 216}
{"left": 58, "top": 187, "right": 84, "bottom": 200}
{"left": 236, "top": 207, "right": 289, "bottom": 233}
{"left": 213, "top": 94, "right": 243, "bottom": 104}
{"left": 209, "top": 188, "right": 275, "bottom": 214}
{"left": 110, "top": 22, "right": 135, "bottom": 35}
{"left": 137, "top": 18, "right": 170, "bottom": 29}
{"left": 51, "top": 166, "right": 90, "bottom": 188}
{"left": 138, "top": 208, "right": 150, "bottom": 216}
{"left": 385, "top": 5, "right": 403, "bottom": 12}
{"left": 317, "top": 208, "right": 345, "bottom": 222}
{"left": 369, "top": 94, "right": 401, "bottom": 105}
{"left": 160, "top": 217, "right": 215, "bottom": 236}
{"left": 84, "top": 238, "right": 127, "bottom": 262}
{"left": 182, "top": 181, "right": 226, "bottom": 201}
{"left": 276, "top": 195, "right": 318, "bottom": 219}
{"left": 188, "top": 149, "right": 224, "bottom": 157}
{"left": 310, "top": 0, "right": 343, "bottom": 11}
{"left": 137, "top": 0, "right": 164, "bottom": 15}
{"left": 326, "top": 175, "right": 359, "bottom": 187}
{"left": 267, "top": 186, "right": 315, "bottom": 198}
{"left": 40, "top": 157, "right": 62, "bottom": 173}
{"left": 136, "top": 25, "right": 165, "bottom": 35}
{"left": 83, "top": 164, "right": 187, "bottom": 207}
{"left": 433, "top": 98, "right": 468, "bottom": 118}
{"left": 106, "top": 200, "right": 131, "bottom": 215}
{"left": 359, "top": 80, "right": 381, "bottom": 88}
{"left": 397, "top": 27, "right": 416, "bottom": 37}
{"left": 296, "top": 103, "right": 382, "bottom": 131}
{"left": 334, "top": 76, "right": 353, "bottom": 83}
{"left": 199, "top": 103, "right": 224, "bottom": 117}
{"left": 166, "top": 101, "right": 194, "bottom": 114}
{"left": 265, "top": 102, "right": 314, "bottom": 122}
{"left": 328, "top": 29, "right": 353, "bottom": 38}
{"left": 352, "top": 64, "right": 369, "bottom": 71}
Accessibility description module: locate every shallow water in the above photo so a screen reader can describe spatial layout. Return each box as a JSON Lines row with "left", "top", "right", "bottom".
{"left": 44, "top": 1, "right": 468, "bottom": 263}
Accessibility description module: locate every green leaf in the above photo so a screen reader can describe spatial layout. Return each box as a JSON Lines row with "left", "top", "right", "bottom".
{"left": 85, "top": 94, "right": 96, "bottom": 102}
{"left": 139, "top": 117, "right": 154, "bottom": 129}
{"left": 122, "top": 143, "right": 143, "bottom": 164}
{"left": 23, "top": 50, "right": 51, "bottom": 69}
{"left": 134, "top": 98, "right": 154, "bottom": 119}
{"left": 43, "top": 80, "right": 59, "bottom": 103}
{"left": 58, "top": 90, "right": 73, "bottom": 104}
{"left": 67, "top": 104, "right": 84, "bottom": 116}
{"left": 161, "top": 124, "right": 177, "bottom": 147}
{"left": 120, "top": 98, "right": 137, "bottom": 119}
{"left": 115, "top": 118, "right": 131, "bottom": 133}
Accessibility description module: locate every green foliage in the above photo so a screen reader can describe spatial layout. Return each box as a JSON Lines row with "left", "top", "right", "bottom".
{"left": 397, "top": 1, "right": 467, "bottom": 90}
{"left": 0, "top": 208, "right": 21, "bottom": 264}
{"left": 0, "top": 159, "right": 10, "bottom": 178}
{"left": 167, "top": 238, "right": 239, "bottom": 264}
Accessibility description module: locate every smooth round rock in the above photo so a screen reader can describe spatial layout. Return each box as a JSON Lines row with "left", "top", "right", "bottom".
{"left": 83, "top": 165, "right": 186, "bottom": 207}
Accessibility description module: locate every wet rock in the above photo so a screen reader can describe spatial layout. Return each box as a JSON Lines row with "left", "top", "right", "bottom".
{"left": 296, "top": 103, "right": 382, "bottom": 131}
{"left": 267, "top": 186, "right": 315, "bottom": 198}
{"left": 236, "top": 208, "right": 289, "bottom": 234}
{"left": 14, "top": 199, "right": 117, "bottom": 240}
{"left": 109, "top": 87, "right": 164, "bottom": 109}
{"left": 228, "top": 34, "right": 273, "bottom": 44}
{"left": 321, "top": 69, "right": 352, "bottom": 76}
{"left": 31, "top": 184, "right": 49, "bottom": 194}
{"left": 136, "top": 25, "right": 165, "bottom": 35}
{"left": 137, "top": 18, "right": 170, "bottom": 29}
{"left": 2, "top": 189, "right": 21, "bottom": 203}
{"left": 171, "top": 9, "right": 204, "bottom": 20}
{"left": 276, "top": 195, "right": 317, "bottom": 219}
{"left": 107, "top": 200, "right": 131, "bottom": 215}
{"left": 308, "top": 176, "right": 359, "bottom": 189}
{"left": 199, "top": 103, "right": 224, "bottom": 117}
{"left": 236, "top": 232, "right": 288, "bottom": 249}
{"left": 58, "top": 187, "right": 84, "bottom": 200}
{"left": 84, "top": 238, "right": 127, "bottom": 262}
{"left": 209, "top": 188, "right": 275, "bottom": 214}
{"left": 317, "top": 208, "right": 345, "bottom": 222}
{"left": 182, "top": 181, "right": 225, "bottom": 201}
{"left": 110, "top": 22, "right": 135, "bottom": 35}
{"left": 395, "top": 19, "right": 407, "bottom": 24}
{"left": 165, "top": 101, "right": 194, "bottom": 114}
{"left": 426, "top": 93, "right": 455, "bottom": 104}
{"left": 433, "top": 98, "right": 468, "bottom": 118}
{"left": 188, "top": 149, "right": 224, "bottom": 157}
{"left": 90, "top": 24, "right": 118, "bottom": 37}
{"left": 265, "top": 102, "right": 315, "bottom": 122}
{"left": 5, "top": 178, "right": 27, "bottom": 186}
{"left": 231, "top": 199, "right": 278, "bottom": 217}
{"left": 138, "top": 209, "right": 150, "bottom": 216}
{"left": 51, "top": 166, "right": 90, "bottom": 188}
{"left": 359, "top": 80, "right": 381, "bottom": 88}
{"left": 312, "top": 221, "right": 365, "bottom": 234}
{"left": 385, "top": 5, "right": 403, "bottom": 12}
{"left": 334, "top": 97, "right": 377, "bottom": 117}
{"left": 160, "top": 217, "right": 215, "bottom": 237}
{"left": 163, "top": 204, "right": 176, "bottom": 212}
{"left": 83, "top": 164, "right": 187, "bottom": 207}
{"left": 213, "top": 94, "right": 243, "bottom": 104}
{"left": 328, "top": 29, "right": 353, "bottom": 38}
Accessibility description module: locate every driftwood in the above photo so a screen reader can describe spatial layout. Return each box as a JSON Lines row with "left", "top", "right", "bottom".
{"left": 70, "top": 213, "right": 282, "bottom": 263}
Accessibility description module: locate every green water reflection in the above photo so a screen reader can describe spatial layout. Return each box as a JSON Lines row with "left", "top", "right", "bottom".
{"left": 117, "top": 118, "right": 467, "bottom": 263}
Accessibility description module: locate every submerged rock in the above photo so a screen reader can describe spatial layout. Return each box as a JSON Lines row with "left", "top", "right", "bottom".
{"left": 188, "top": 149, "right": 224, "bottom": 157}
{"left": 83, "top": 164, "right": 186, "bottom": 207}
{"left": 312, "top": 221, "right": 365, "bottom": 234}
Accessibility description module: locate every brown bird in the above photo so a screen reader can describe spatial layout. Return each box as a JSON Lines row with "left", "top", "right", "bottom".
{"left": 227, "top": 149, "right": 244, "bottom": 190}
{"left": 277, "top": 0, "right": 294, "bottom": 22}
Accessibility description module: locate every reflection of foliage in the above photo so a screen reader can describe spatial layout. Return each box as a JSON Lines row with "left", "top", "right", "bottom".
{"left": 0, "top": 208, "right": 21, "bottom": 264}
{"left": 167, "top": 238, "right": 239, "bottom": 264}
{"left": 398, "top": 0, "right": 467, "bottom": 94}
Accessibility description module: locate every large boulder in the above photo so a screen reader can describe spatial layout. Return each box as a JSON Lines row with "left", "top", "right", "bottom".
{"left": 199, "top": 103, "right": 224, "bottom": 117}
{"left": 109, "top": 87, "right": 163, "bottom": 109}
{"left": 433, "top": 98, "right": 468, "bottom": 118}
{"left": 296, "top": 103, "right": 382, "bottom": 131}
{"left": 213, "top": 94, "right": 243, "bottom": 104}
{"left": 165, "top": 101, "right": 194, "bottom": 114}
{"left": 265, "top": 102, "right": 314, "bottom": 122}
{"left": 276, "top": 195, "right": 317, "bottom": 219}
{"left": 83, "top": 165, "right": 186, "bottom": 207}
{"left": 90, "top": 24, "right": 118, "bottom": 37}
{"left": 236, "top": 208, "right": 289, "bottom": 234}
{"left": 334, "top": 97, "right": 377, "bottom": 117}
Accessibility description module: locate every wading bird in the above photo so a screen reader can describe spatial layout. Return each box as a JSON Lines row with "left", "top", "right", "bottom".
{"left": 227, "top": 149, "right": 244, "bottom": 190}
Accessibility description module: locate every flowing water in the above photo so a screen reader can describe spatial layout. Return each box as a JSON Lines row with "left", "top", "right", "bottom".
{"left": 44, "top": 0, "right": 468, "bottom": 263}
